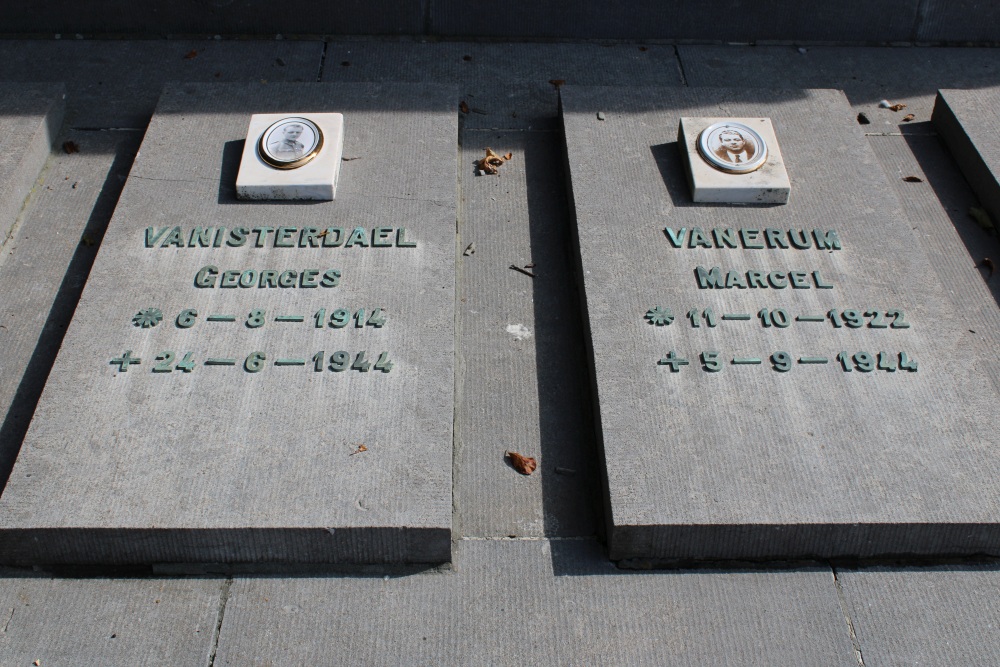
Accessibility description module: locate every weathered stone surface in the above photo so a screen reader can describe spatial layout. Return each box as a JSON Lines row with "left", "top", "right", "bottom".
{"left": 0, "top": 83, "right": 457, "bottom": 566}
{"left": 839, "top": 565, "right": 1000, "bottom": 667}
{"left": 934, "top": 89, "right": 1000, "bottom": 237}
{"left": 562, "top": 86, "right": 1000, "bottom": 561}
{"left": 0, "top": 129, "right": 141, "bottom": 489}
{"left": 0, "top": 84, "right": 64, "bottom": 245}
{"left": 215, "top": 539, "right": 856, "bottom": 666}
{"left": 0, "top": 573, "right": 222, "bottom": 666}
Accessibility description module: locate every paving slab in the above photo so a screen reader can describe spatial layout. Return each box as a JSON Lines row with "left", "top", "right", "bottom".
{"left": 0, "top": 83, "right": 457, "bottom": 566}
{"left": 215, "top": 538, "right": 856, "bottom": 667}
{"left": 680, "top": 46, "right": 1000, "bottom": 134}
{"left": 839, "top": 564, "right": 1000, "bottom": 667}
{"left": 562, "top": 86, "right": 1000, "bottom": 561}
{"left": 0, "top": 573, "right": 222, "bottom": 666}
{"left": 865, "top": 132, "right": 1000, "bottom": 355}
{"left": 428, "top": 0, "right": 916, "bottom": 43}
{"left": 323, "top": 41, "right": 683, "bottom": 130}
{"left": 0, "top": 128, "right": 141, "bottom": 488}
{"left": 0, "top": 39, "right": 322, "bottom": 129}
{"left": 0, "top": 83, "right": 64, "bottom": 245}
{"left": 455, "top": 129, "right": 601, "bottom": 538}
{"left": 934, "top": 89, "right": 1000, "bottom": 237}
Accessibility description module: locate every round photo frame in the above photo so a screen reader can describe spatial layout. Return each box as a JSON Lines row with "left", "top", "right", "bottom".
{"left": 697, "top": 121, "right": 768, "bottom": 174}
{"left": 257, "top": 116, "right": 324, "bottom": 170}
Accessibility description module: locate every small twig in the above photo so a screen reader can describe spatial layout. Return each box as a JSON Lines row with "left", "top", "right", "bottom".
{"left": 509, "top": 264, "right": 535, "bottom": 278}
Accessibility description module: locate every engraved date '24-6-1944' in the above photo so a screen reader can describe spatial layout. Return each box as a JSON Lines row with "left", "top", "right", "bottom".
{"left": 110, "top": 350, "right": 394, "bottom": 374}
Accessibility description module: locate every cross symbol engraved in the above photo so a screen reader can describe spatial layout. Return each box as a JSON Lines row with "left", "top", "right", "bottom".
{"left": 658, "top": 350, "right": 689, "bottom": 372}
{"left": 110, "top": 350, "right": 141, "bottom": 372}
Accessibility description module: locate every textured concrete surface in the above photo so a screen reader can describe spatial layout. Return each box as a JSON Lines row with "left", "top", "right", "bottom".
{"left": 215, "top": 539, "right": 857, "bottom": 666}
{"left": 0, "top": 83, "right": 457, "bottom": 565}
{"left": 839, "top": 565, "right": 1000, "bottom": 666}
{"left": 455, "top": 129, "right": 602, "bottom": 539}
{"left": 0, "top": 40, "right": 322, "bottom": 129}
{"left": 934, "top": 89, "right": 1000, "bottom": 241}
{"left": 0, "top": 83, "right": 64, "bottom": 245}
{"left": 0, "top": 39, "right": 997, "bottom": 666}
{"left": 0, "top": 128, "right": 140, "bottom": 488}
{"left": 563, "top": 86, "right": 1000, "bottom": 560}
{"left": 0, "top": 574, "right": 223, "bottom": 666}
{"left": 322, "top": 40, "right": 683, "bottom": 130}
{"left": 681, "top": 46, "right": 1000, "bottom": 134}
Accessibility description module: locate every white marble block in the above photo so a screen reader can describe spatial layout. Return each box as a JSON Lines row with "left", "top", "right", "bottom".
{"left": 678, "top": 116, "right": 790, "bottom": 204}
{"left": 236, "top": 112, "right": 344, "bottom": 200}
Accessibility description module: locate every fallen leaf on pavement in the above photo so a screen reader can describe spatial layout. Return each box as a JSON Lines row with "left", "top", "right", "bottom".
{"left": 350, "top": 444, "right": 367, "bottom": 456}
{"left": 506, "top": 451, "right": 537, "bottom": 475}
{"left": 183, "top": 50, "right": 198, "bottom": 60}
{"left": 475, "top": 147, "right": 511, "bottom": 175}
{"left": 459, "top": 100, "right": 469, "bottom": 114}
{"left": 902, "top": 113, "right": 915, "bottom": 122}
{"left": 62, "top": 141, "right": 79, "bottom": 154}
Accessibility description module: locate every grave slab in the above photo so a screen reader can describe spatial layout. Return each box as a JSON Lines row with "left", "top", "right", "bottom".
{"left": 0, "top": 84, "right": 64, "bottom": 246}
{"left": 934, "top": 89, "right": 1000, "bottom": 234}
{"left": 562, "top": 86, "right": 1000, "bottom": 561}
{"left": 0, "top": 83, "right": 457, "bottom": 566}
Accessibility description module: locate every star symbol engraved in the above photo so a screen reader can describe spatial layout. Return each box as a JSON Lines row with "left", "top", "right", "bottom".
{"left": 645, "top": 306, "right": 674, "bottom": 326}
{"left": 132, "top": 308, "right": 163, "bottom": 328}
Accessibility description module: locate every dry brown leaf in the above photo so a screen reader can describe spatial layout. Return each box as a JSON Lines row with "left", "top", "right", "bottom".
{"left": 183, "top": 49, "right": 198, "bottom": 60}
{"left": 475, "top": 147, "right": 511, "bottom": 175}
{"left": 903, "top": 175, "right": 923, "bottom": 183}
{"left": 902, "top": 113, "right": 915, "bottom": 122}
{"left": 506, "top": 450, "right": 537, "bottom": 475}
{"left": 62, "top": 141, "right": 79, "bottom": 154}
{"left": 350, "top": 444, "right": 367, "bottom": 456}
{"left": 459, "top": 100, "right": 470, "bottom": 114}
{"left": 889, "top": 103, "right": 907, "bottom": 112}
{"left": 549, "top": 79, "right": 566, "bottom": 88}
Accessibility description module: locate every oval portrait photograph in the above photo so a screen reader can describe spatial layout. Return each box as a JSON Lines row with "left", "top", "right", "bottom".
{"left": 697, "top": 121, "right": 768, "bottom": 174}
{"left": 257, "top": 116, "right": 324, "bottom": 169}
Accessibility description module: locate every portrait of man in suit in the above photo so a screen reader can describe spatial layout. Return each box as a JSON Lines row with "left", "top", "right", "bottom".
{"left": 712, "top": 128, "right": 756, "bottom": 166}
{"left": 268, "top": 122, "right": 306, "bottom": 159}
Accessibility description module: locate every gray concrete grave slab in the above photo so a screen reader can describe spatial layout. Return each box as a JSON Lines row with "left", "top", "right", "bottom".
{"left": 215, "top": 539, "right": 856, "bottom": 666}
{"left": 680, "top": 46, "right": 1000, "bottom": 134}
{"left": 1, "top": 128, "right": 141, "bottom": 489}
{"left": 455, "top": 129, "right": 601, "bottom": 539}
{"left": 0, "top": 82, "right": 457, "bottom": 566}
{"left": 322, "top": 41, "right": 683, "bottom": 130}
{"left": 0, "top": 40, "right": 322, "bottom": 129}
{"left": 839, "top": 565, "right": 1000, "bottom": 667}
{"left": 934, "top": 89, "right": 1000, "bottom": 237}
{"left": 0, "top": 573, "right": 222, "bottom": 666}
{"left": 562, "top": 86, "right": 1000, "bottom": 561}
{"left": 0, "top": 83, "right": 64, "bottom": 246}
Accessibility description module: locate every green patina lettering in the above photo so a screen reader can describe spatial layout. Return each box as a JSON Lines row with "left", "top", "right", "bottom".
{"left": 813, "top": 229, "right": 842, "bottom": 250}
{"left": 725, "top": 270, "right": 748, "bottom": 289}
{"left": 767, "top": 271, "right": 788, "bottom": 288}
{"left": 396, "top": 228, "right": 417, "bottom": 247}
{"left": 788, "top": 229, "right": 811, "bottom": 249}
{"left": 189, "top": 227, "right": 213, "bottom": 247}
{"left": 695, "top": 266, "right": 724, "bottom": 289}
{"left": 789, "top": 271, "right": 809, "bottom": 288}
{"left": 274, "top": 226, "right": 297, "bottom": 247}
{"left": 689, "top": 228, "right": 712, "bottom": 248}
{"left": 740, "top": 229, "right": 764, "bottom": 249}
{"left": 252, "top": 226, "right": 275, "bottom": 247}
{"left": 278, "top": 270, "right": 298, "bottom": 287}
{"left": 747, "top": 270, "right": 766, "bottom": 288}
{"left": 321, "top": 269, "right": 341, "bottom": 287}
{"left": 227, "top": 227, "right": 249, "bottom": 247}
{"left": 372, "top": 227, "right": 394, "bottom": 247}
{"left": 664, "top": 227, "right": 687, "bottom": 248}
{"left": 300, "top": 269, "right": 319, "bottom": 288}
{"left": 813, "top": 270, "right": 834, "bottom": 288}
{"left": 713, "top": 228, "right": 739, "bottom": 248}
{"left": 765, "top": 228, "right": 789, "bottom": 249}
{"left": 299, "top": 228, "right": 322, "bottom": 247}
{"left": 259, "top": 270, "right": 279, "bottom": 288}
{"left": 162, "top": 226, "right": 185, "bottom": 248}
{"left": 145, "top": 226, "right": 170, "bottom": 247}
{"left": 220, "top": 270, "right": 240, "bottom": 288}
{"left": 322, "top": 227, "right": 344, "bottom": 247}
{"left": 345, "top": 227, "right": 370, "bottom": 248}
{"left": 194, "top": 265, "right": 218, "bottom": 288}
